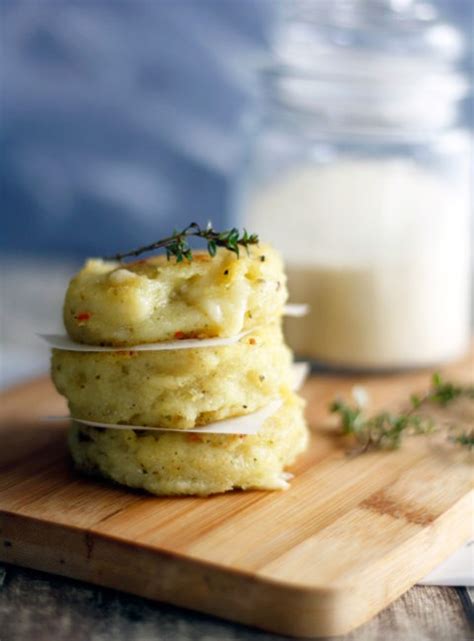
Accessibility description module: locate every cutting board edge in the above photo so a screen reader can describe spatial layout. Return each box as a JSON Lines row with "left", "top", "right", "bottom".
{"left": 0, "top": 509, "right": 347, "bottom": 637}
{"left": 1, "top": 501, "right": 472, "bottom": 639}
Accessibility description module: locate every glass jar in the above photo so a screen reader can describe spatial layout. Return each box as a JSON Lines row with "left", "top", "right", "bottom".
{"left": 235, "top": 0, "right": 471, "bottom": 370}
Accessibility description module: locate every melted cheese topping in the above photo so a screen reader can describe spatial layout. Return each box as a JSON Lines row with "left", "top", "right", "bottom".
{"left": 63, "top": 243, "right": 287, "bottom": 346}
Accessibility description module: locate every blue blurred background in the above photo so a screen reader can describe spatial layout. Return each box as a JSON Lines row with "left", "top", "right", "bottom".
{"left": 1, "top": 0, "right": 274, "bottom": 259}
{"left": 1, "top": 0, "right": 472, "bottom": 259}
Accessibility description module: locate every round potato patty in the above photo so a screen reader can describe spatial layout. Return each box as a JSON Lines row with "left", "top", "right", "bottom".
{"left": 68, "top": 391, "right": 309, "bottom": 496}
{"left": 52, "top": 324, "right": 293, "bottom": 429}
{"left": 63, "top": 243, "right": 287, "bottom": 346}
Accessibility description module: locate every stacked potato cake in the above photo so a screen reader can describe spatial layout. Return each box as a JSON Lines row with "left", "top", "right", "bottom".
{"left": 52, "top": 243, "right": 309, "bottom": 495}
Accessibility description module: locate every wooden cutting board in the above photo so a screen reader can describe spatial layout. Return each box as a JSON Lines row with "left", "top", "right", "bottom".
{"left": 1, "top": 351, "right": 472, "bottom": 637}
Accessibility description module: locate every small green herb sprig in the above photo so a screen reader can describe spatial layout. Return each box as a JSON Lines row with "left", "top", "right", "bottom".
{"left": 105, "top": 222, "right": 259, "bottom": 263}
{"left": 451, "top": 431, "right": 474, "bottom": 448}
{"left": 330, "top": 373, "right": 474, "bottom": 454}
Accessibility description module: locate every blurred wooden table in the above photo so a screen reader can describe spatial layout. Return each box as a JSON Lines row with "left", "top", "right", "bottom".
{"left": 0, "top": 564, "right": 472, "bottom": 641}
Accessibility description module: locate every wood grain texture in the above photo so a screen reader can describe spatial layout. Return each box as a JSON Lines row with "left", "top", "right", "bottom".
{"left": 0, "top": 351, "right": 473, "bottom": 637}
{"left": 0, "top": 564, "right": 471, "bottom": 641}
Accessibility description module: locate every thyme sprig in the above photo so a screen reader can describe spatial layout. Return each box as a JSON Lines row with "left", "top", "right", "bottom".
{"left": 331, "top": 373, "right": 474, "bottom": 454}
{"left": 105, "top": 222, "right": 259, "bottom": 263}
{"left": 451, "top": 430, "right": 474, "bottom": 448}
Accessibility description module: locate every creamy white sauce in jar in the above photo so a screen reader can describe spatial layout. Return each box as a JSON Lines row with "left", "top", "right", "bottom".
{"left": 245, "top": 159, "right": 471, "bottom": 369}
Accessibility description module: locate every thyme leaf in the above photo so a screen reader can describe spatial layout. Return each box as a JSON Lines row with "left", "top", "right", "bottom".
{"left": 104, "top": 222, "right": 259, "bottom": 262}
